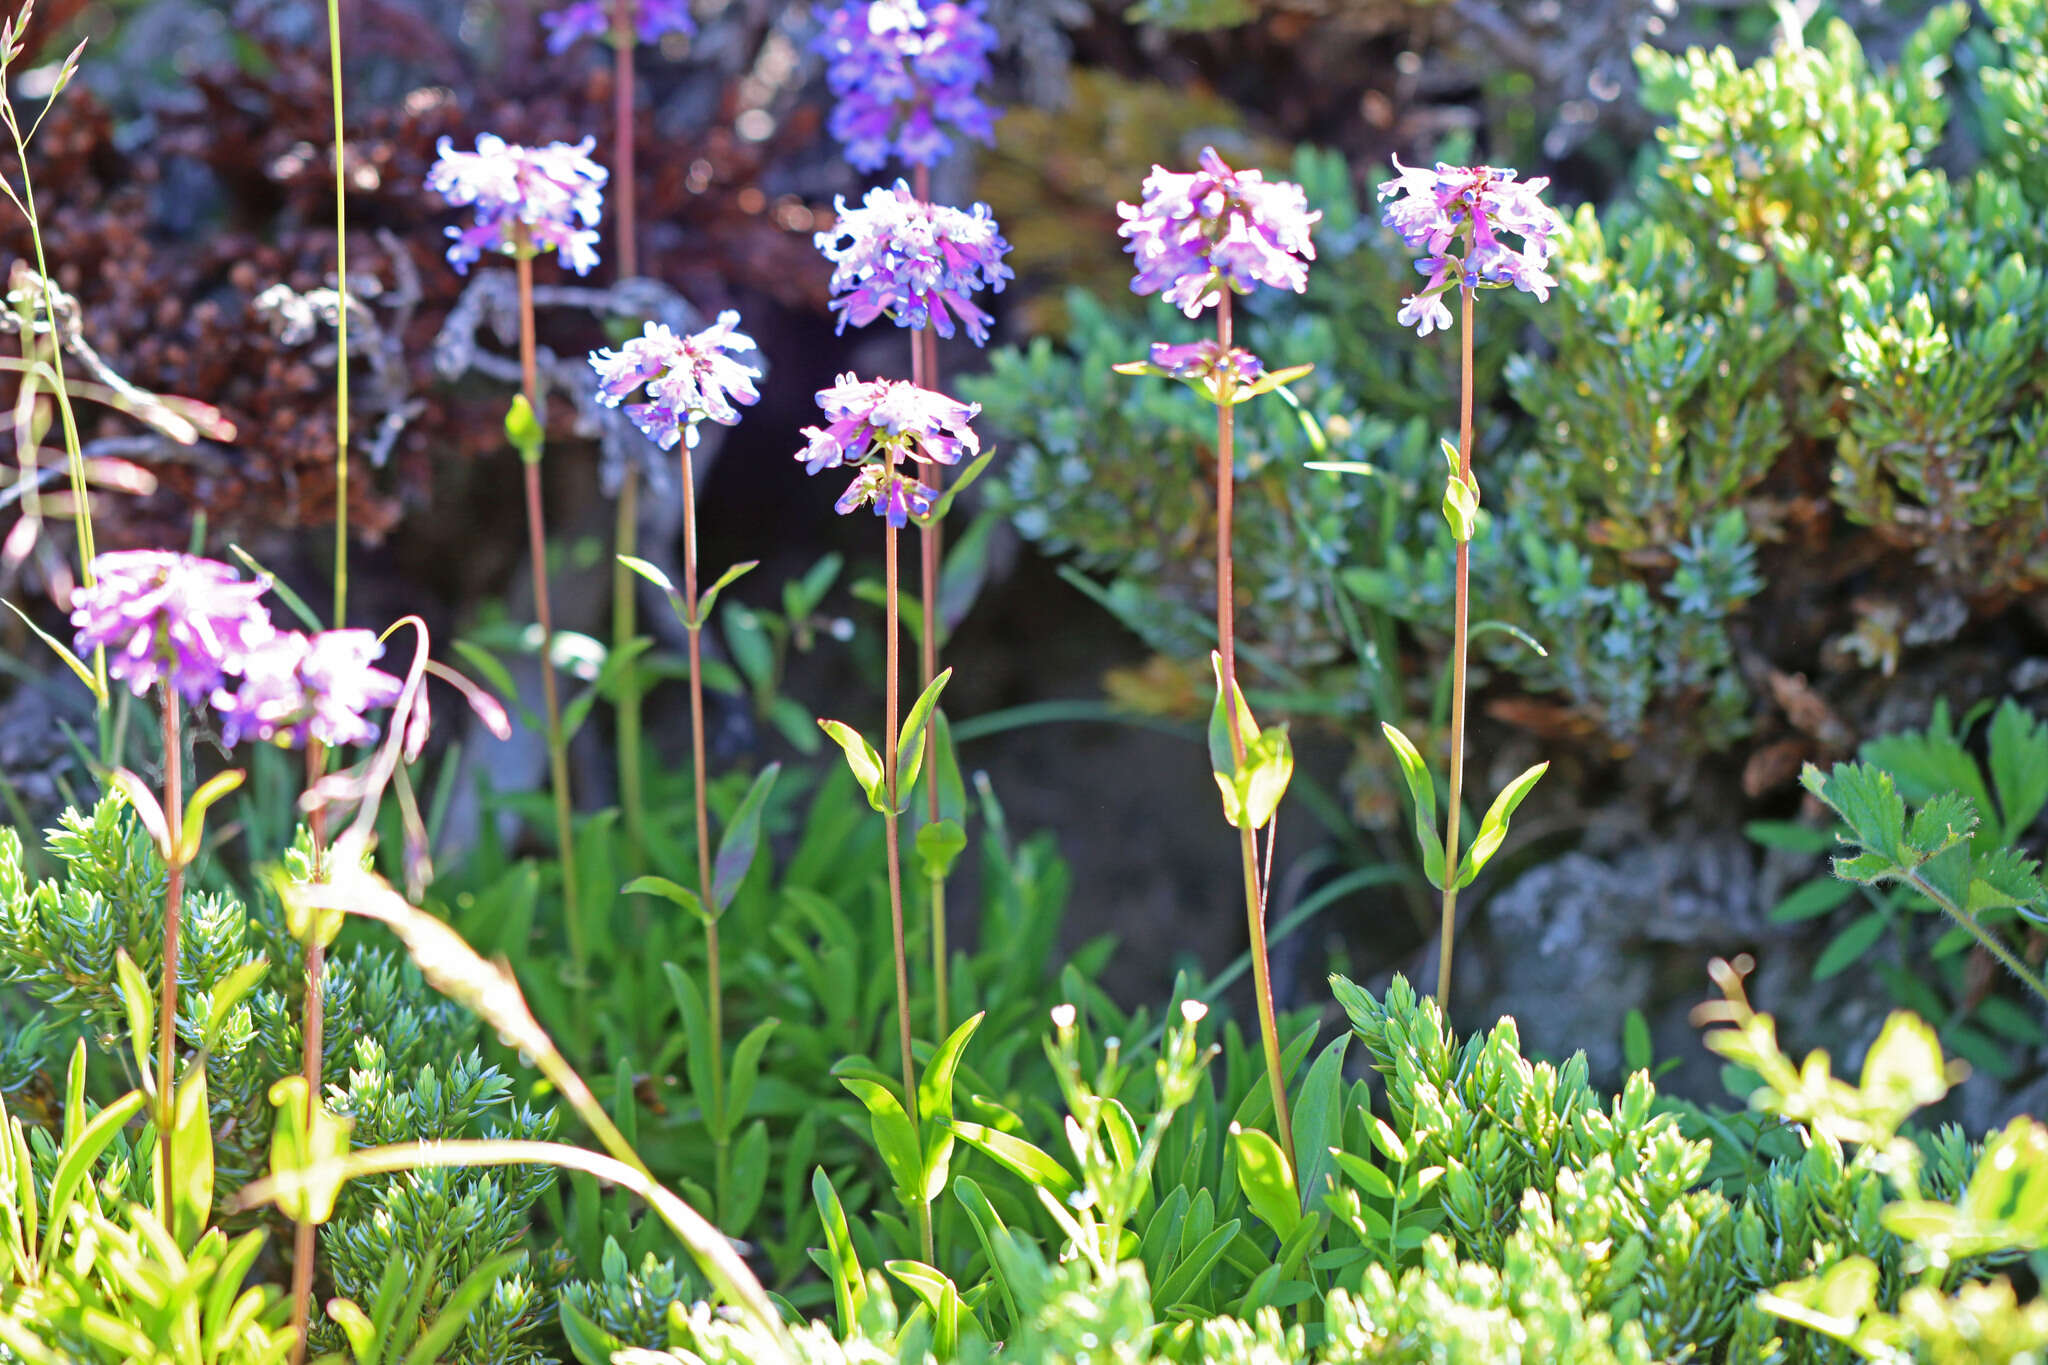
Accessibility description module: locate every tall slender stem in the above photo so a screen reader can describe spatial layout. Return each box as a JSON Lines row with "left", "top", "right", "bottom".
{"left": 680, "top": 440, "right": 728, "bottom": 1206}
{"left": 881, "top": 448, "right": 931, "bottom": 1263}
{"left": 909, "top": 161, "right": 950, "bottom": 1037}
{"left": 610, "top": 0, "right": 638, "bottom": 280}
{"left": 1213, "top": 293, "right": 1294, "bottom": 1158}
{"left": 1437, "top": 286, "right": 1476, "bottom": 1005}
{"left": 289, "top": 744, "right": 330, "bottom": 1365}
{"left": 514, "top": 241, "right": 585, "bottom": 977}
{"left": 615, "top": 468, "right": 646, "bottom": 866}
{"left": 155, "top": 691, "right": 184, "bottom": 1220}
{"left": 328, "top": 0, "right": 349, "bottom": 630}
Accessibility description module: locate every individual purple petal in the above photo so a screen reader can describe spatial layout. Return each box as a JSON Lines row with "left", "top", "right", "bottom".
{"left": 426, "top": 133, "right": 609, "bottom": 276}
{"left": 1117, "top": 147, "right": 1321, "bottom": 319}
{"left": 589, "top": 311, "right": 762, "bottom": 450}
{"left": 812, "top": 0, "right": 999, "bottom": 171}
{"left": 70, "top": 550, "right": 275, "bottom": 705}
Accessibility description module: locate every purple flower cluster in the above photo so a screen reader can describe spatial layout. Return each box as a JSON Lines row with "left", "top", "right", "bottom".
{"left": 796, "top": 373, "right": 980, "bottom": 527}
{"left": 71, "top": 551, "right": 274, "bottom": 705}
{"left": 1376, "top": 157, "right": 1562, "bottom": 336}
{"left": 1147, "top": 340, "right": 1263, "bottom": 386}
{"left": 215, "top": 630, "right": 403, "bottom": 749}
{"left": 813, "top": 0, "right": 998, "bottom": 171}
{"left": 69, "top": 550, "right": 403, "bottom": 750}
{"left": 590, "top": 311, "right": 763, "bottom": 451}
{"left": 425, "top": 134, "right": 609, "bottom": 276}
{"left": 1118, "top": 147, "right": 1320, "bottom": 318}
{"left": 816, "top": 181, "right": 1012, "bottom": 344}
{"left": 542, "top": 0, "right": 695, "bottom": 52}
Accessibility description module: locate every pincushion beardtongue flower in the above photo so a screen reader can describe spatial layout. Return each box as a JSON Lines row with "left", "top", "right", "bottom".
{"left": 1374, "top": 156, "right": 1560, "bottom": 1006}
{"left": 425, "top": 133, "right": 608, "bottom": 277}
{"left": 591, "top": 310, "right": 768, "bottom": 1223}
{"left": 799, "top": 372, "right": 973, "bottom": 1264}
{"left": 812, "top": 0, "right": 998, "bottom": 172}
{"left": 70, "top": 549, "right": 275, "bottom": 1228}
{"left": 428, "top": 136, "right": 609, "bottom": 985}
{"left": 1116, "top": 146, "right": 1319, "bottom": 1166}
{"left": 815, "top": 181, "right": 1013, "bottom": 344}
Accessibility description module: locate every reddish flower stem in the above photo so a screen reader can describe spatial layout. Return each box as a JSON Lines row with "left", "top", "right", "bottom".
{"left": 155, "top": 690, "right": 183, "bottom": 1223}
{"left": 1438, "top": 285, "right": 1476, "bottom": 1004}
{"left": 680, "top": 438, "right": 729, "bottom": 1204}
{"left": 909, "top": 162, "right": 949, "bottom": 1039}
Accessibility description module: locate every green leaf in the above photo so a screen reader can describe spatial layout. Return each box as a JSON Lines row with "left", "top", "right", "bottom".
{"left": 1441, "top": 469, "right": 1480, "bottom": 542}
{"left": 1331, "top": 1149, "right": 1396, "bottom": 1201}
{"left": 952, "top": 1177, "right": 1021, "bottom": 1331}
{"left": 1988, "top": 700, "right": 2048, "bottom": 839}
{"left": 923, "top": 448, "right": 997, "bottom": 524}
{"left": 818, "top": 719, "right": 889, "bottom": 814}
{"left": 1803, "top": 762, "right": 1906, "bottom": 864}
{"left": 1623, "top": 1008, "right": 1654, "bottom": 1073}
{"left": 0, "top": 596, "right": 104, "bottom": 704}
{"left": 886, "top": 1259, "right": 968, "bottom": 1359}
{"left": 1231, "top": 361, "right": 1316, "bottom": 403}
{"left": 895, "top": 668, "right": 955, "bottom": 805}
{"left": 505, "top": 393, "right": 544, "bottom": 464}
{"left": 1290, "top": 1035, "right": 1348, "bottom": 1212}
{"left": 261, "top": 1075, "right": 355, "bottom": 1226}
{"left": 1770, "top": 877, "right": 1858, "bottom": 923}
{"left": 839, "top": 1076, "right": 924, "bottom": 1208}
{"left": 724, "top": 1119, "right": 771, "bottom": 1233}
{"left": 559, "top": 1297, "right": 627, "bottom": 1365}
{"left": 401, "top": 1252, "right": 527, "bottom": 1365}
{"left": 916, "top": 819, "right": 967, "bottom": 882}
{"left": 918, "top": 1012, "right": 984, "bottom": 1200}
{"left": 812, "top": 1169, "right": 867, "bottom": 1336}
{"left": 1230, "top": 1124, "right": 1300, "bottom": 1242}
{"left": 623, "top": 876, "right": 711, "bottom": 926}
{"left": 950, "top": 1121, "right": 1076, "bottom": 1198}
{"left": 695, "top": 559, "right": 760, "bottom": 628}
{"left": 1303, "top": 461, "right": 1386, "bottom": 480}
{"left": 1453, "top": 760, "right": 1547, "bottom": 888}
{"left": 44, "top": 1084, "right": 148, "bottom": 1263}
{"left": 724, "top": 1018, "right": 780, "bottom": 1137}
{"left": 1746, "top": 819, "right": 1839, "bottom": 854}
{"left": 449, "top": 640, "right": 528, "bottom": 729}
{"left": 113, "top": 952, "right": 156, "bottom": 1094}
{"left": 1813, "top": 909, "right": 1890, "bottom": 981}
{"left": 1381, "top": 723, "right": 1445, "bottom": 888}
{"left": 712, "top": 763, "right": 781, "bottom": 912}
{"left": 1241, "top": 725, "right": 1294, "bottom": 832}
{"left": 203, "top": 956, "right": 269, "bottom": 1052}
{"left": 108, "top": 768, "right": 171, "bottom": 860}
{"left": 177, "top": 767, "right": 245, "bottom": 867}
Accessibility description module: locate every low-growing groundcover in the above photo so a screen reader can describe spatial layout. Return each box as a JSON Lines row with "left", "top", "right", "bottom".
{"left": 3, "top": 1, "right": 2048, "bottom": 1364}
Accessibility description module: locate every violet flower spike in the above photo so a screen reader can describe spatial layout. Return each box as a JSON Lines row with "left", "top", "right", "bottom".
{"left": 71, "top": 550, "right": 275, "bottom": 705}
{"left": 812, "top": 0, "right": 999, "bottom": 171}
{"left": 426, "top": 133, "right": 609, "bottom": 276}
{"left": 590, "top": 311, "right": 763, "bottom": 450}
{"left": 213, "top": 629, "right": 403, "bottom": 750}
{"left": 1118, "top": 147, "right": 1320, "bottom": 318}
{"left": 1376, "top": 156, "right": 1562, "bottom": 334}
{"left": 816, "top": 181, "right": 1013, "bottom": 344}
{"left": 542, "top": 0, "right": 695, "bottom": 52}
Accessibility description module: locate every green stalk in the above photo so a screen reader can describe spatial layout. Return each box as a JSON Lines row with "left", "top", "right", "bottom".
{"left": 614, "top": 469, "right": 646, "bottom": 866}
{"left": 328, "top": 0, "right": 348, "bottom": 630}
{"left": 155, "top": 689, "right": 183, "bottom": 1221}
{"left": 677, "top": 439, "right": 729, "bottom": 1212}
{"left": 880, "top": 445, "right": 932, "bottom": 1265}
{"left": 1214, "top": 291, "right": 1293, "bottom": 1160}
{"left": 512, "top": 234, "right": 585, "bottom": 979}
{"left": 1436, "top": 285, "right": 1475, "bottom": 1005}
{"left": 910, "top": 159, "right": 949, "bottom": 1037}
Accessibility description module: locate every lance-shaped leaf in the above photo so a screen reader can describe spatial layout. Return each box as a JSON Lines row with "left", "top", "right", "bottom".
{"left": 622, "top": 875, "right": 712, "bottom": 926}
{"left": 264, "top": 1075, "right": 356, "bottom": 1225}
{"left": 1231, "top": 361, "right": 1316, "bottom": 404}
{"left": 812, "top": 1169, "right": 867, "bottom": 1336}
{"left": 1380, "top": 723, "right": 1445, "bottom": 888}
{"left": 1, "top": 596, "right": 105, "bottom": 704}
{"left": 819, "top": 719, "right": 889, "bottom": 814}
{"left": 108, "top": 768, "right": 171, "bottom": 861}
{"left": 618, "top": 554, "right": 689, "bottom": 630}
{"left": 114, "top": 951, "right": 156, "bottom": 1096}
{"left": 837, "top": 1074, "right": 923, "bottom": 1209}
{"left": 177, "top": 768, "right": 245, "bottom": 868}
{"left": 694, "top": 560, "right": 759, "bottom": 629}
{"left": 1453, "top": 761, "right": 1549, "bottom": 889}
{"left": 895, "top": 668, "right": 954, "bottom": 807}
{"left": 918, "top": 448, "right": 998, "bottom": 525}
{"left": 1207, "top": 651, "right": 1260, "bottom": 772}
{"left": 712, "top": 763, "right": 781, "bottom": 913}
{"left": 917, "top": 1012, "right": 985, "bottom": 1203}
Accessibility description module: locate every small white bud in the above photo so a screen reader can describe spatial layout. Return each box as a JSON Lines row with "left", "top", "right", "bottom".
{"left": 1049, "top": 1003, "right": 1077, "bottom": 1030}
{"left": 1179, "top": 999, "right": 1209, "bottom": 1024}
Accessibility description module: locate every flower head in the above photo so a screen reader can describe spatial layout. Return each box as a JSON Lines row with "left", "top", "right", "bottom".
{"left": 796, "top": 373, "right": 979, "bottom": 526}
{"left": 1118, "top": 147, "right": 1320, "bottom": 318}
{"left": 70, "top": 551, "right": 275, "bottom": 704}
{"left": 1377, "top": 157, "right": 1562, "bottom": 333}
{"left": 590, "top": 311, "right": 763, "bottom": 450}
{"left": 214, "top": 629, "right": 403, "bottom": 749}
{"left": 816, "top": 181, "right": 1013, "bottom": 344}
{"left": 813, "top": 0, "right": 998, "bottom": 171}
{"left": 542, "top": 0, "right": 695, "bottom": 52}
{"left": 426, "top": 133, "right": 609, "bottom": 276}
